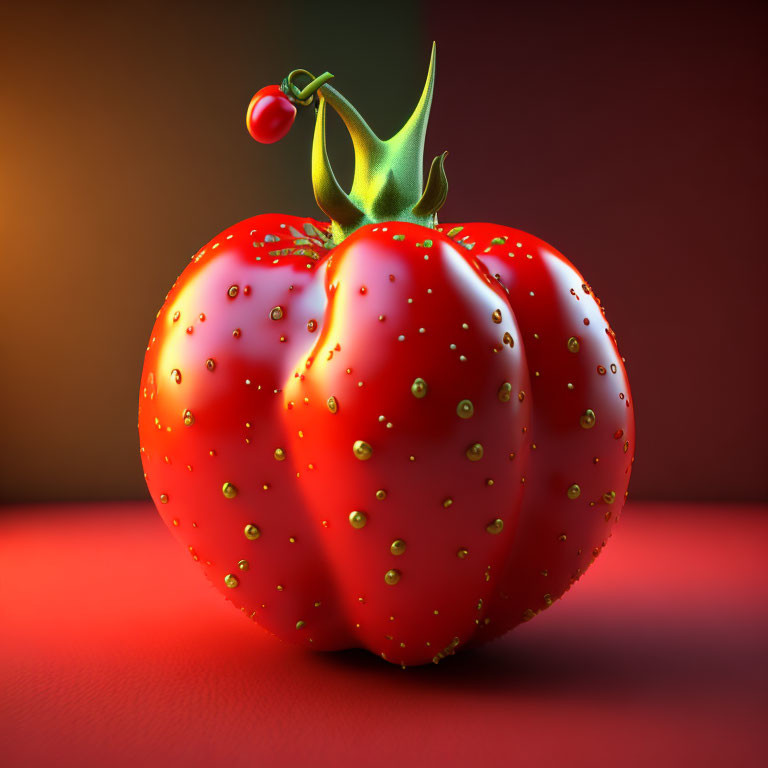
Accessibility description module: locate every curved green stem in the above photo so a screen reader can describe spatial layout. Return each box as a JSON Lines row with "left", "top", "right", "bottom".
{"left": 307, "top": 43, "right": 449, "bottom": 243}
{"left": 282, "top": 70, "right": 335, "bottom": 106}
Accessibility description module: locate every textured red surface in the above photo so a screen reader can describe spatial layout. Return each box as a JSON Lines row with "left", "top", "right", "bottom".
{"left": 1, "top": 502, "right": 766, "bottom": 767}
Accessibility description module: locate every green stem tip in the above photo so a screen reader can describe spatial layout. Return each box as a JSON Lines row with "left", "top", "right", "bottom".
{"left": 289, "top": 43, "right": 448, "bottom": 244}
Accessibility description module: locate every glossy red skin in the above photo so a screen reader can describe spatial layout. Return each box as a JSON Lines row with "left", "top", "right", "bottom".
{"left": 138, "top": 215, "right": 634, "bottom": 666}
{"left": 245, "top": 86, "right": 296, "bottom": 144}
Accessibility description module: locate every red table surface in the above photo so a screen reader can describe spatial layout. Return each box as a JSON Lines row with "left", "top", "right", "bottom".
{"left": 1, "top": 501, "right": 766, "bottom": 768}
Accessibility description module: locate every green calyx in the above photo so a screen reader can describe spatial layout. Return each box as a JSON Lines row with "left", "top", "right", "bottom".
{"left": 290, "top": 44, "right": 448, "bottom": 244}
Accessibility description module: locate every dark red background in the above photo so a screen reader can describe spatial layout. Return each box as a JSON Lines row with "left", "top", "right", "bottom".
{"left": 1, "top": 1, "right": 766, "bottom": 766}
{"left": 1, "top": 0, "right": 766, "bottom": 503}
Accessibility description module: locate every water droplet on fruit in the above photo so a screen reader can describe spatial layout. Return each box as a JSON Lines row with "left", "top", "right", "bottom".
{"left": 244, "top": 524, "right": 260, "bottom": 540}
{"left": 411, "top": 378, "right": 427, "bottom": 398}
{"left": 390, "top": 539, "right": 406, "bottom": 555}
{"left": 352, "top": 440, "right": 372, "bottom": 460}
{"left": 384, "top": 569, "right": 401, "bottom": 585}
{"left": 466, "top": 443, "right": 484, "bottom": 461}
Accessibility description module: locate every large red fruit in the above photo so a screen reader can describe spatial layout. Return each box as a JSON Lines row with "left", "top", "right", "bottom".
{"left": 139, "top": 46, "right": 634, "bottom": 666}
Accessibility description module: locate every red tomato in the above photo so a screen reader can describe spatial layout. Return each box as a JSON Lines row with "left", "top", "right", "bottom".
{"left": 139, "top": 46, "right": 634, "bottom": 666}
{"left": 246, "top": 85, "right": 296, "bottom": 144}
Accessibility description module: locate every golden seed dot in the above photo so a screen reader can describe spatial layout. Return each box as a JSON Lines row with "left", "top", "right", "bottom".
{"left": 390, "top": 539, "right": 406, "bottom": 556}
{"left": 486, "top": 518, "right": 504, "bottom": 535}
{"left": 567, "top": 336, "right": 580, "bottom": 353}
{"left": 603, "top": 490, "right": 616, "bottom": 504}
{"left": 498, "top": 382, "right": 512, "bottom": 402}
{"left": 486, "top": 478, "right": 494, "bottom": 486}
{"left": 411, "top": 377, "right": 428, "bottom": 398}
{"left": 457, "top": 399, "right": 474, "bottom": 418}
{"left": 457, "top": 548, "right": 469, "bottom": 559}
{"left": 296, "top": 620, "right": 306, "bottom": 629}
{"left": 567, "top": 484, "right": 581, "bottom": 499}
{"left": 243, "top": 523, "right": 260, "bottom": 540}
{"left": 172, "top": 310, "right": 180, "bottom": 321}
{"left": 307, "top": 319, "right": 317, "bottom": 332}
{"left": 352, "top": 440, "right": 372, "bottom": 460}
{"left": 580, "top": 409, "right": 596, "bottom": 429}
{"left": 327, "top": 395, "right": 338, "bottom": 413}
{"left": 276, "top": 585, "right": 284, "bottom": 591}
{"left": 206, "top": 358, "right": 215, "bottom": 371}
{"left": 375, "top": 489, "right": 387, "bottom": 501}
{"left": 518, "top": 390, "right": 525, "bottom": 402}
{"left": 227, "top": 285, "right": 239, "bottom": 298}
{"left": 544, "top": 593, "right": 553, "bottom": 606}
{"left": 597, "top": 365, "right": 606, "bottom": 375}
{"left": 492, "top": 309, "right": 502, "bottom": 324}
{"left": 384, "top": 569, "right": 401, "bottom": 585}
{"left": 224, "top": 574, "right": 239, "bottom": 588}
{"left": 171, "top": 369, "right": 181, "bottom": 383}
{"left": 466, "top": 443, "right": 484, "bottom": 461}
{"left": 624, "top": 441, "right": 629, "bottom": 453}
{"left": 238, "top": 559, "right": 249, "bottom": 571}
{"left": 274, "top": 448, "right": 286, "bottom": 461}
{"left": 611, "top": 363, "right": 617, "bottom": 373}
{"left": 442, "top": 497, "right": 453, "bottom": 508}
{"left": 558, "top": 533, "right": 567, "bottom": 542}
{"left": 503, "top": 331, "right": 514, "bottom": 347}
{"left": 348, "top": 510, "right": 367, "bottom": 529}
{"left": 270, "top": 305, "right": 284, "bottom": 321}
{"left": 222, "top": 482, "right": 238, "bottom": 499}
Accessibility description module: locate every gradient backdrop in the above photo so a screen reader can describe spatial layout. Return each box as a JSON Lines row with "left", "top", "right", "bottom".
{"left": 1, "top": 0, "right": 766, "bottom": 504}
{"left": 1, "top": 2, "right": 767, "bottom": 766}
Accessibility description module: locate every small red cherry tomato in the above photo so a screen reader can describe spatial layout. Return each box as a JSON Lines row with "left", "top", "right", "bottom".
{"left": 246, "top": 85, "right": 297, "bottom": 144}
